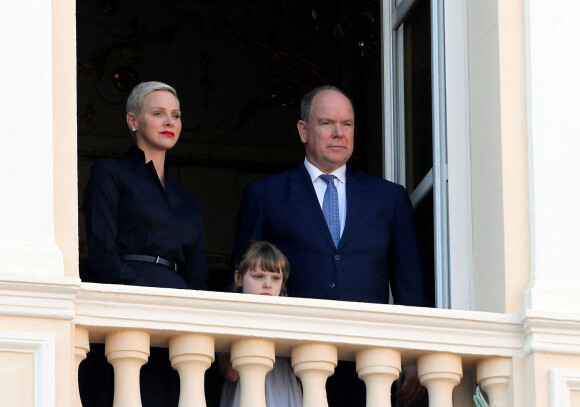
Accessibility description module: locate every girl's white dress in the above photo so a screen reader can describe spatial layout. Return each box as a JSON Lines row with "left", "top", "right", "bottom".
{"left": 220, "top": 356, "right": 303, "bottom": 407}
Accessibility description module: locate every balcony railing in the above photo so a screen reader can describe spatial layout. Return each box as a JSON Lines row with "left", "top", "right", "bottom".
{"left": 73, "top": 282, "right": 522, "bottom": 407}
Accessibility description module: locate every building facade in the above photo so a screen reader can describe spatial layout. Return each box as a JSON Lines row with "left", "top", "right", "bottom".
{"left": 1, "top": 0, "right": 579, "bottom": 406}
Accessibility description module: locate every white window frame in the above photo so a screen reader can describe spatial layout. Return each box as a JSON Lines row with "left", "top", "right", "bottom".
{"left": 382, "top": 0, "right": 473, "bottom": 310}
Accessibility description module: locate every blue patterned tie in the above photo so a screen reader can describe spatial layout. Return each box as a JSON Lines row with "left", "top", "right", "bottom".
{"left": 320, "top": 174, "right": 340, "bottom": 247}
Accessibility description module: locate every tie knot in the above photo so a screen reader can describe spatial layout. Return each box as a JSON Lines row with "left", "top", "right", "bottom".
{"left": 319, "top": 174, "right": 335, "bottom": 185}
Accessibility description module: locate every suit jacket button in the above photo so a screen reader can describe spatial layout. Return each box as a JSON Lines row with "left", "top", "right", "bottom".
{"left": 334, "top": 255, "right": 341, "bottom": 261}
{"left": 329, "top": 282, "right": 336, "bottom": 288}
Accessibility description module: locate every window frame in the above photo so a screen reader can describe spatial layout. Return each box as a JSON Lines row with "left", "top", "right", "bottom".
{"left": 382, "top": 0, "right": 473, "bottom": 310}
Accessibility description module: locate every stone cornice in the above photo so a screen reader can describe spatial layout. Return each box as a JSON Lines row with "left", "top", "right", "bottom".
{"left": 522, "top": 309, "right": 580, "bottom": 356}
{"left": 0, "top": 274, "right": 80, "bottom": 320}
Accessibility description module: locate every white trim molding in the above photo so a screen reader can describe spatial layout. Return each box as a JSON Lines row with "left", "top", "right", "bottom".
{"left": 443, "top": 0, "right": 473, "bottom": 311}
{"left": 0, "top": 331, "right": 56, "bottom": 407}
{"left": 0, "top": 274, "right": 80, "bottom": 320}
{"left": 551, "top": 368, "right": 580, "bottom": 407}
{"left": 522, "top": 310, "right": 580, "bottom": 357}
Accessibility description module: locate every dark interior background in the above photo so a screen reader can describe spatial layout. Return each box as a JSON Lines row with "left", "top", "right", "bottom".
{"left": 76, "top": 0, "right": 384, "bottom": 291}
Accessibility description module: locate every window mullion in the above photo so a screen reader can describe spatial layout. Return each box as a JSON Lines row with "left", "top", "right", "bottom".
{"left": 431, "top": 0, "right": 450, "bottom": 309}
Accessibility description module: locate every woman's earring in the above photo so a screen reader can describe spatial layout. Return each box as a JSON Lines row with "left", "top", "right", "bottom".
{"left": 132, "top": 128, "right": 136, "bottom": 131}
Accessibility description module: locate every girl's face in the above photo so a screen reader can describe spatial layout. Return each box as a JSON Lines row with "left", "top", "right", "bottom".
{"left": 236, "top": 268, "right": 283, "bottom": 296}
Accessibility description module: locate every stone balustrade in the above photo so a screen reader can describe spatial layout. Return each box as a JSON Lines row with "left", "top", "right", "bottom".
{"left": 170, "top": 334, "right": 216, "bottom": 407}
{"left": 106, "top": 330, "right": 150, "bottom": 407}
{"left": 231, "top": 338, "right": 275, "bottom": 407}
{"left": 356, "top": 347, "right": 400, "bottom": 406}
{"left": 292, "top": 343, "right": 337, "bottom": 407}
{"left": 73, "top": 283, "right": 525, "bottom": 407}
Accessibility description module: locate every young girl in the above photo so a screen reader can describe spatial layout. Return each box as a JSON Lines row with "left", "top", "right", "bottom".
{"left": 219, "top": 240, "right": 303, "bottom": 407}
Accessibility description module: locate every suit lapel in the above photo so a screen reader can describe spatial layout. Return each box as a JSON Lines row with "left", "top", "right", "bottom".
{"left": 288, "top": 165, "right": 336, "bottom": 247}
{"left": 338, "top": 167, "right": 369, "bottom": 249}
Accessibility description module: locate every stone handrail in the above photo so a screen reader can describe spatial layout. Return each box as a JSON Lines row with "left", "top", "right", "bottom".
{"left": 73, "top": 282, "right": 524, "bottom": 407}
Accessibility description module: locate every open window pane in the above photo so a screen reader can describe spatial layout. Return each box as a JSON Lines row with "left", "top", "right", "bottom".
{"left": 402, "top": 0, "right": 432, "bottom": 194}
{"left": 391, "top": 0, "right": 437, "bottom": 307}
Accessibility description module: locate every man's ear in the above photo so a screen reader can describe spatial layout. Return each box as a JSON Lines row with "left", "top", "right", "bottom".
{"left": 297, "top": 120, "right": 308, "bottom": 144}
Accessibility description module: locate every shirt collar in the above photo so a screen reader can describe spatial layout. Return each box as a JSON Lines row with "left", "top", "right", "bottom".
{"left": 126, "top": 144, "right": 147, "bottom": 164}
{"left": 126, "top": 145, "right": 174, "bottom": 182}
{"left": 303, "top": 158, "right": 346, "bottom": 184}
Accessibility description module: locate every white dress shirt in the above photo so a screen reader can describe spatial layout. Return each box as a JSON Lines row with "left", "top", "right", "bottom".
{"left": 304, "top": 158, "right": 347, "bottom": 237}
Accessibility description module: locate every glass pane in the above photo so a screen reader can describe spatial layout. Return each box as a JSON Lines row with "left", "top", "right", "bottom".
{"left": 403, "top": 0, "right": 432, "bottom": 193}
{"left": 394, "top": 0, "right": 436, "bottom": 308}
{"left": 414, "top": 189, "right": 436, "bottom": 307}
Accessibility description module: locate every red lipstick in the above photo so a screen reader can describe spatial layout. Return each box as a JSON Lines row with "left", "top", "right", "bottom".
{"left": 161, "top": 131, "right": 175, "bottom": 137}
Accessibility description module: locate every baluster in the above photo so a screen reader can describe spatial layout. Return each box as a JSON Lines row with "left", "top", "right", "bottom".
{"left": 476, "top": 357, "right": 511, "bottom": 407}
{"left": 291, "top": 343, "right": 337, "bottom": 407}
{"left": 105, "top": 330, "right": 150, "bottom": 407}
{"left": 356, "top": 348, "right": 401, "bottom": 407}
{"left": 169, "top": 334, "right": 215, "bottom": 407}
{"left": 74, "top": 327, "right": 90, "bottom": 407}
{"left": 230, "top": 338, "right": 275, "bottom": 407}
{"left": 418, "top": 352, "right": 462, "bottom": 407}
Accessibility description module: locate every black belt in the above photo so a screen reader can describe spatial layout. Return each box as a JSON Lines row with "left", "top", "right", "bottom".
{"left": 121, "top": 254, "right": 179, "bottom": 272}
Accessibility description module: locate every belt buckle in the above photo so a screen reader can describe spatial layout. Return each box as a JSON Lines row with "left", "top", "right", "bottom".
{"left": 155, "top": 255, "right": 178, "bottom": 272}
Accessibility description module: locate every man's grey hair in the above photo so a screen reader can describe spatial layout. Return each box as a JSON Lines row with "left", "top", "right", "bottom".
{"left": 300, "top": 85, "right": 354, "bottom": 123}
{"left": 126, "top": 81, "right": 179, "bottom": 117}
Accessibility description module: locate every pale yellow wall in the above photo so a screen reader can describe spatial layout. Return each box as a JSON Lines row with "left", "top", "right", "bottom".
{"left": 0, "top": 0, "right": 77, "bottom": 403}
{"left": 0, "top": 317, "right": 74, "bottom": 407}
{"left": 528, "top": 353, "right": 580, "bottom": 407}
{"left": 571, "top": 390, "right": 580, "bottom": 406}
{"left": 496, "top": 0, "right": 530, "bottom": 316}
{"left": 50, "top": 2, "right": 78, "bottom": 403}
{"left": 466, "top": 0, "right": 530, "bottom": 313}
{"left": 521, "top": 354, "right": 538, "bottom": 406}
{"left": 512, "top": 355, "right": 526, "bottom": 407}
{"left": 0, "top": 351, "right": 34, "bottom": 407}
{"left": 52, "top": 0, "right": 78, "bottom": 278}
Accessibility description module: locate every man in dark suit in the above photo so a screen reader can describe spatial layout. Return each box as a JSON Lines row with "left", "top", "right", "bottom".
{"left": 232, "top": 86, "right": 428, "bottom": 406}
